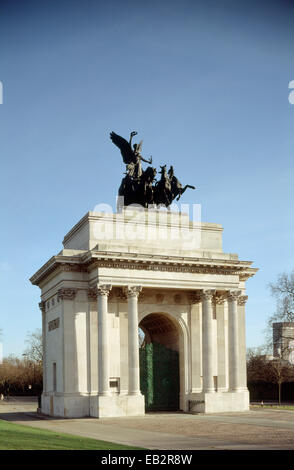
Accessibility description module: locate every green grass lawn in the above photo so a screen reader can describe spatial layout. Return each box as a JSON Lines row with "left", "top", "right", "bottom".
{"left": 0, "top": 419, "right": 143, "bottom": 450}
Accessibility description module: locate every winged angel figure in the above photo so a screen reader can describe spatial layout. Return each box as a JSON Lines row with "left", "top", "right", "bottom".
{"left": 110, "top": 131, "right": 152, "bottom": 179}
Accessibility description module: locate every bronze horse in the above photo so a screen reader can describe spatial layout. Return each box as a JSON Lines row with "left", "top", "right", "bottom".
{"left": 168, "top": 166, "right": 195, "bottom": 201}
{"left": 111, "top": 131, "right": 196, "bottom": 208}
{"left": 153, "top": 165, "right": 172, "bottom": 207}
{"left": 119, "top": 166, "right": 157, "bottom": 208}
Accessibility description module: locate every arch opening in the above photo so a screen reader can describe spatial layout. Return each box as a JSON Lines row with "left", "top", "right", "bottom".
{"left": 139, "top": 313, "right": 180, "bottom": 411}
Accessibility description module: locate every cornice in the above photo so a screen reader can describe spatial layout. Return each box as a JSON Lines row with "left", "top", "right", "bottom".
{"left": 30, "top": 250, "right": 258, "bottom": 286}
{"left": 81, "top": 250, "right": 251, "bottom": 267}
{"left": 30, "top": 255, "right": 86, "bottom": 286}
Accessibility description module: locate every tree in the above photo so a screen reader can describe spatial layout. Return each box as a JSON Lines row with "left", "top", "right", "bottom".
{"left": 247, "top": 348, "right": 269, "bottom": 382}
{"left": 267, "top": 357, "right": 294, "bottom": 405}
{"left": 247, "top": 271, "right": 294, "bottom": 404}
{"left": 23, "top": 329, "right": 43, "bottom": 364}
{"left": 247, "top": 349, "right": 294, "bottom": 405}
{"left": 264, "top": 270, "right": 294, "bottom": 352}
{"left": 0, "top": 355, "right": 43, "bottom": 396}
{"left": 268, "top": 270, "right": 294, "bottom": 323}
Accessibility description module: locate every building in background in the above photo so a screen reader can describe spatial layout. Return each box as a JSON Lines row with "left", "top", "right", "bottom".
{"left": 273, "top": 322, "right": 294, "bottom": 363}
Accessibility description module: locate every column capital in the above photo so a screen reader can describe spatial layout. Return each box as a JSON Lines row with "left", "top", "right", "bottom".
{"left": 237, "top": 295, "right": 248, "bottom": 306}
{"left": 124, "top": 286, "right": 142, "bottom": 298}
{"left": 188, "top": 292, "right": 202, "bottom": 304}
{"left": 97, "top": 284, "right": 112, "bottom": 296}
{"left": 227, "top": 290, "right": 242, "bottom": 302}
{"left": 39, "top": 301, "right": 46, "bottom": 313}
{"left": 57, "top": 288, "right": 77, "bottom": 301}
{"left": 201, "top": 289, "right": 215, "bottom": 301}
{"left": 88, "top": 288, "right": 97, "bottom": 301}
{"left": 212, "top": 293, "right": 227, "bottom": 305}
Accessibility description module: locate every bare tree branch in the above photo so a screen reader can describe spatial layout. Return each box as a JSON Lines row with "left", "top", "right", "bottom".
{"left": 23, "top": 329, "right": 43, "bottom": 364}
{"left": 268, "top": 271, "right": 294, "bottom": 323}
{"left": 247, "top": 351, "right": 294, "bottom": 405}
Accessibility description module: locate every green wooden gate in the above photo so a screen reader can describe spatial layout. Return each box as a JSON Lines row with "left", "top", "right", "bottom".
{"left": 139, "top": 342, "right": 179, "bottom": 411}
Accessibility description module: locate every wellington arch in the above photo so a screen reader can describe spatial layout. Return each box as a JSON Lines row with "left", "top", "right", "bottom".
{"left": 30, "top": 208, "right": 257, "bottom": 417}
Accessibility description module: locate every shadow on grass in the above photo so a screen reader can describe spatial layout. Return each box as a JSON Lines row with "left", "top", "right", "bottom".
{"left": 0, "top": 411, "right": 44, "bottom": 422}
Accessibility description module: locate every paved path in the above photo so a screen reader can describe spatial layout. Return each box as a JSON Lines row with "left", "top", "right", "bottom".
{"left": 1, "top": 401, "right": 294, "bottom": 450}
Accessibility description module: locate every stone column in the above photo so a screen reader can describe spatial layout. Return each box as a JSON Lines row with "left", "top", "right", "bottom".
{"left": 214, "top": 294, "right": 228, "bottom": 392}
{"left": 228, "top": 290, "right": 242, "bottom": 391}
{"left": 238, "top": 295, "right": 248, "bottom": 391}
{"left": 39, "top": 301, "right": 47, "bottom": 393}
{"left": 97, "top": 284, "right": 112, "bottom": 396}
{"left": 118, "top": 289, "right": 129, "bottom": 395}
{"left": 189, "top": 293, "right": 202, "bottom": 393}
{"left": 88, "top": 289, "right": 99, "bottom": 394}
{"left": 58, "top": 288, "right": 78, "bottom": 394}
{"left": 201, "top": 290, "right": 215, "bottom": 393}
{"left": 126, "top": 286, "right": 142, "bottom": 395}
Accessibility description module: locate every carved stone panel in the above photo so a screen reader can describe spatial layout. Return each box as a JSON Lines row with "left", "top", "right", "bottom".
{"left": 57, "top": 288, "right": 77, "bottom": 301}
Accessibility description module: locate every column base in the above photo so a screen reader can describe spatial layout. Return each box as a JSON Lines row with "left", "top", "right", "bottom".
{"left": 186, "top": 390, "right": 249, "bottom": 413}
{"left": 229, "top": 387, "right": 245, "bottom": 393}
{"left": 41, "top": 392, "right": 91, "bottom": 418}
{"left": 90, "top": 393, "right": 145, "bottom": 418}
{"left": 41, "top": 392, "right": 145, "bottom": 418}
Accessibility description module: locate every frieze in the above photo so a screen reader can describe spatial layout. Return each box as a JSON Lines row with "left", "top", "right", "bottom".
{"left": 90, "top": 259, "right": 246, "bottom": 276}
{"left": 31, "top": 250, "right": 257, "bottom": 287}
{"left": 31, "top": 256, "right": 256, "bottom": 287}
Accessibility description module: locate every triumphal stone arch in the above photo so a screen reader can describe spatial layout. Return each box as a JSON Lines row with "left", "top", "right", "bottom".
{"left": 30, "top": 208, "right": 257, "bottom": 417}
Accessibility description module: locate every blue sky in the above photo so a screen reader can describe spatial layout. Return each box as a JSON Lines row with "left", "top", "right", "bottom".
{"left": 0, "top": 0, "right": 294, "bottom": 356}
